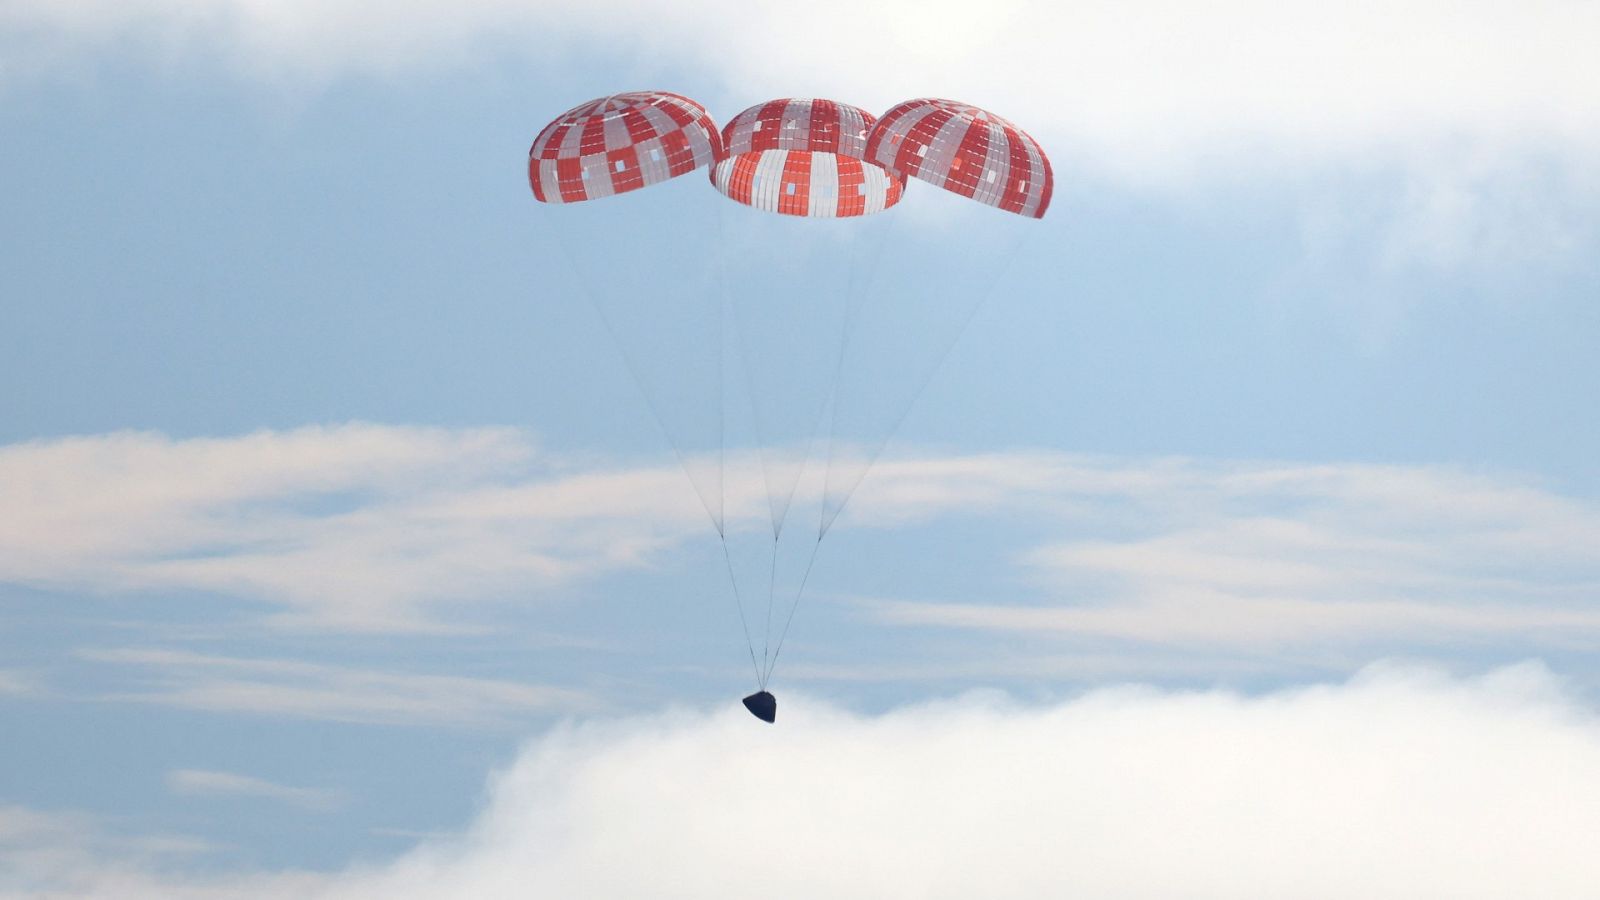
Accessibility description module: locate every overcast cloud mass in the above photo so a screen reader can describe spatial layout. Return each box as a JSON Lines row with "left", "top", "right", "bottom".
{"left": 7, "top": 662, "right": 1600, "bottom": 898}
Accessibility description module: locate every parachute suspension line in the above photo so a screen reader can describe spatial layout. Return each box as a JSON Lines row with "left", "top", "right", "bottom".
{"left": 713, "top": 212, "right": 728, "bottom": 561}
{"left": 818, "top": 225, "right": 1037, "bottom": 540}
{"left": 545, "top": 204, "right": 756, "bottom": 687}
{"left": 751, "top": 213, "right": 896, "bottom": 690}
{"left": 711, "top": 200, "right": 766, "bottom": 688}
{"left": 762, "top": 531, "right": 824, "bottom": 688}
{"left": 733, "top": 303, "right": 799, "bottom": 541}
{"left": 715, "top": 203, "right": 794, "bottom": 540}
{"left": 771, "top": 212, "right": 895, "bottom": 543}
{"left": 541, "top": 211, "right": 726, "bottom": 534}
{"left": 751, "top": 216, "right": 896, "bottom": 690}
{"left": 761, "top": 533, "right": 778, "bottom": 681}
{"left": 815, "top": 211, "right": 899, "bottom": 543}
{"left": 720, "top": 536, "right": 763, "bottom": 688}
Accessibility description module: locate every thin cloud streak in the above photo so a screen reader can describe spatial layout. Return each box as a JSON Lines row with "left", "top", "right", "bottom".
{"left": 166, "top": 769, "right": 344, "bottom": 812}
{"left": 0, "top": 670, "right": 33, "bottom": 696}
{"left": 867, "top": 593, "right": 1600, "bottom": 648}
{"left": 80, "top": 648, "right": 593, "bottom": 727}
{"left": 851, "top": 454, "right": 1600, "bottom": 652}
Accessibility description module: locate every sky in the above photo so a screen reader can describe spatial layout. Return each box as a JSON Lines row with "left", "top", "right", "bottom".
{"left": 2, "top": 1, "right": 1600, "bottom": 896}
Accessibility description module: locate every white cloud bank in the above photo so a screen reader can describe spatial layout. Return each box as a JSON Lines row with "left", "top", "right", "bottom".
{"left": 6, "top": 1, "right": 1598, "bottom": 164}
{"left": 6, "top": 2, "right": 1595, "bottom": 279}
{"left": 12, "top": 662, "right": 1600, "bottom": 898}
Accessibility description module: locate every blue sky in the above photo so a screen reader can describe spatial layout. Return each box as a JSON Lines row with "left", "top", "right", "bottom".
{"left": 3, "top": 2, "right": 1600, "bottom": 896}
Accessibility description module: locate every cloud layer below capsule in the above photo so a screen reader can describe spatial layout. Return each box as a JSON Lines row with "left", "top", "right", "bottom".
{"left": 11, "top": 661, "right": 1600, "bottom": 898}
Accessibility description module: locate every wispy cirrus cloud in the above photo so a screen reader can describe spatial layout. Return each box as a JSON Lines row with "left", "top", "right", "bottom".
{"left": 869, "top": 592, "right": 1600, "bottom": 650}
{"left": 0, "top": 670, "right": 34, "bottom": 697}
{"left": 166, "top": 769, "right": 344, "bottom": 812}
{"left": 79, "top": 647, "right": 592, "bottom": 726}
{"left": 847, "top": 454, "right": 1600, "bottom": 655}
{"left": 0, "top": 424, "right": 705, "bottom": 631}
{"left": 5, "top": 426, "right": 1600, "bottom": 667}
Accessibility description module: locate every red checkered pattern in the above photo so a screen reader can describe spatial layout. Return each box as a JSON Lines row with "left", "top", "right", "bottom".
{"left": 866, "top": 98, "right": 1052, "bottom": 219}
{"left": 529, "top": 91, "right": 723, "bottom": 204}
{"left": 710, "top": 98, "right": 904, "bottom": 218}
{"left": 721, "top": 97, "right": 875, "bottom": 158}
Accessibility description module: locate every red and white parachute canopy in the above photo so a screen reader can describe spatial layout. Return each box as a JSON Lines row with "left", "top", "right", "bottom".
{"left": 866, "top": 98, "right": 1052, "bottom": 219}
{"left": 529, "top": 91, "right": 723, "bottom": 204}
{"left": 710, "top": 98, "right": 906, "bottom": 218}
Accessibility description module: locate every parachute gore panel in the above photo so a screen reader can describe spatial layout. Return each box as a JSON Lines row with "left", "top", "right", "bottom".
{"left": 711, "top": 98, "right": 905, "bottom": 218}
{"left": 530, "top": 91, "right": 723, "bottom": 203}
{"left": 866, "top": 98, "right": 1052, "bottom": 218}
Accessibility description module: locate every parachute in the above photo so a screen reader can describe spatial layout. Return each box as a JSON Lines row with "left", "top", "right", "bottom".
{"left": 529, "top": 91, "right": 722, "bottom": 204}
{"left": 710, "top": 98, "right": 905, "bottom": 217}
{"left": 866, "top": 98, "right": 1052, "bottom": 218}
{"left": 529, "top": 92, "right": 1051, "bottom": 723}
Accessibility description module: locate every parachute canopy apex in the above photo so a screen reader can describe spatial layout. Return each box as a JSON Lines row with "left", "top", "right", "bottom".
{"left": 529, "top": 91, "right": 723, "bottom": 204}
{"left": 866, "top": 98, "right": 1052, "bottom": 219}
{"left": 711, "top": 98, "right": 905, "bottom": 218}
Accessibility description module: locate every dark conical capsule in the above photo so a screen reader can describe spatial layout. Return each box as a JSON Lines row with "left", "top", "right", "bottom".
{"left": 742, "top": 690, "right": 776, "bottom": 723}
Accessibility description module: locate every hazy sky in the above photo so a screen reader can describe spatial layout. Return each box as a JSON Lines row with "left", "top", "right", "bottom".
{"left": 3, "top": 2, "right": 1600, "bottom": 896}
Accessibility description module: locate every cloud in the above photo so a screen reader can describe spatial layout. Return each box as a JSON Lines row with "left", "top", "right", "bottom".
{"left": 13, "top": 662, "right": 1600, "bottom": 898}
{"left": 6, "top": 1, "right": 1597, "bottom": 154}
{"left": 871, "top": 592, "right": 1600, "bottom": 650}
{"left": 166, "top": 769, "right": 344, "bottom": 811}
{"left": 0, "top": 424, "right": 706, "bottom": 631}
{"left": 850, "top": 455, "right": 1600, "bottom": 655}
{"left": 0, "top": 670, "right": 34, "bottom": 696}
{"left": 0, "top": 805, "right": 215, "bottom": 899}
{"left": 5, "top": 427, "right": 1599, "bottom": 666}
{"left": 80, "top": 647, "right": 592, "bottom": 726}
{"left": 5, "top": 2, "right": 1594, "bottom": 288}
